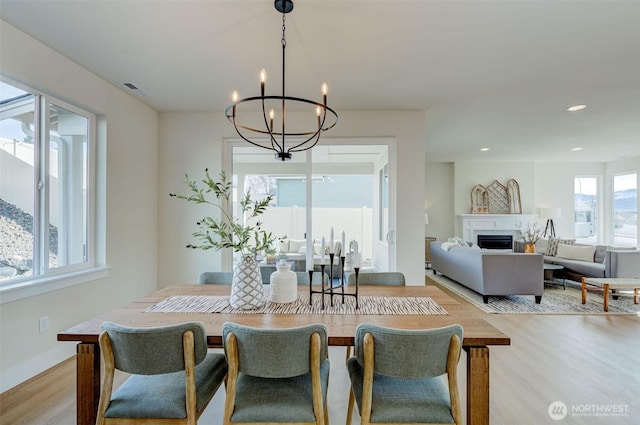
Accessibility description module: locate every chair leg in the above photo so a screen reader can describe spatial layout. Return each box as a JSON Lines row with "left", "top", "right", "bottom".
{"left": 345, "top": 346, "right": 352, "bottom": 361}
{"left": 324, "top": 400, "right": 329, "bottom": 425}
{"left": 346, "top": 387, "right": 355, "bottom": 425}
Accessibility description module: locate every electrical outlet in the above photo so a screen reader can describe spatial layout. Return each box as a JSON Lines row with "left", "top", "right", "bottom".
{"left": 39, "top": 316, "right": 49, "bottom": 333}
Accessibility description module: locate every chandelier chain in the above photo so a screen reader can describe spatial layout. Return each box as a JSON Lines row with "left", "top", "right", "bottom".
{"left": 281, "top": 14, "right": 286, "bottom": 48}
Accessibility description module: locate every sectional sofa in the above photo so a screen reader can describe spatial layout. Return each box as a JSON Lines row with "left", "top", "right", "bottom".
{"left": 430, "top": 241, "right": 544, "bottom": 303}
{"left": 513, "top": 238, "right": 640, "bottom": 281}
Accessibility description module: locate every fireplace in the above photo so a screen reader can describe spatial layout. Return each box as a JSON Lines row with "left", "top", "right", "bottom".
{"left": 477, "top": 234, "right": 513, "bottom": 250}
{"left": 459, "top": 214, "right": 536, "bottom": 245}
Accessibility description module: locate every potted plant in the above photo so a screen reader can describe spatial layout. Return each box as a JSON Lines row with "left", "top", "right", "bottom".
{"left": 517, "top": 222, "right": 543, "bottom": 253}
{"left": 170, "top": 169, "right": 283, "bottom": 309}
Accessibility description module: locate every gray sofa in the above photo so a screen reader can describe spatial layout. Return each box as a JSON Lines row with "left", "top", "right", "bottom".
{"left": 513, "top": 240, "right": 640, "bottom": 281}
{"left": 430, "top": 241, "right": 544, "bottom": 303}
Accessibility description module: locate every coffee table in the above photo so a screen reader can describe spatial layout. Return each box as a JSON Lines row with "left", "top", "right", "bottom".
{"left": 543, "top": 263, "right": 565, "bottom": 289}
{"left": 581, "top": 277, "right": 640, "bottom": 312}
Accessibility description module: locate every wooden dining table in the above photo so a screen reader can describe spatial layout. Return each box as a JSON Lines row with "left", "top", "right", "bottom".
{"left": 58, "top": 283, "right": 510, "bottom": 425}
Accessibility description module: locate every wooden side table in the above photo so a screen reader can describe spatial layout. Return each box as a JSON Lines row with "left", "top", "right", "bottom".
{"left": 425, "top": 237, "right": 436, "bottom": 269}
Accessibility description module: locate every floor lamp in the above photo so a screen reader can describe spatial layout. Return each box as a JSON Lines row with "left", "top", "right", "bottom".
{"left": 540, "top": 207, "right": 561, "bottom": 238}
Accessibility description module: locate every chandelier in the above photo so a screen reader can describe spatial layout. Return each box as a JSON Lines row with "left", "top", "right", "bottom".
{"left": 225, "top": 0, "right": 338, "bottom": 161}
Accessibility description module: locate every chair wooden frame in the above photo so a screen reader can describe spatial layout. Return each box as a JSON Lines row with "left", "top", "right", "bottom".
{"left": 96, "top": 328, "right": 221, "bottom": 425}
{"left": 346, "top": 332, "right": 462, "bottom": 425}
{"left": 223, "top": 330, "right": 328, "bottom": 425}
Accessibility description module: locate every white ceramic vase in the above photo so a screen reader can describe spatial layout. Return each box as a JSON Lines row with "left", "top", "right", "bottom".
{"left": 230, "top": 254, "right": 266, "bottom": 310}
{"left": 270, "top": 262, "right": 297, "bottom": 303}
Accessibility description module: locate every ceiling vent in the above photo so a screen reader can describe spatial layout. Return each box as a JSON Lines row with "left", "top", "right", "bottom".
{"left": 122, "top": 82, "right": 146, "bottom": 96}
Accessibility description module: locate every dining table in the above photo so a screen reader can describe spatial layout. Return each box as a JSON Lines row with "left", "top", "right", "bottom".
{"left": 58, "top": 283, "right": 510, "bottom": 425}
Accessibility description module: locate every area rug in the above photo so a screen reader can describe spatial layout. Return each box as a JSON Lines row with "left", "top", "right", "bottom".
{"left": 428, "top": 273, "right": 639, "bottom": 315}
{"left": 144, "top": 295, "right": 448, "bottom": 315}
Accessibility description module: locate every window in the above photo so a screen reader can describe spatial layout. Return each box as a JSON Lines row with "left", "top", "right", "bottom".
{"left": 0, "top": 79, "right": 96, "bottom": 286}
{"left": 574, "top": 177, "right": 598, "bottom": 243}
{"left": 613, "top": 173, "right": 637, "bottom": 247}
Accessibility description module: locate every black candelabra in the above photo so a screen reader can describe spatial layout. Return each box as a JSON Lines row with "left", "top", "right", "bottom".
{"left": 308, "top": 252, "right": 359, "bottom": 309}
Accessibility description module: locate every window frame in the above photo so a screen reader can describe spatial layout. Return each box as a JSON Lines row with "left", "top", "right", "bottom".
{"left": 0, "top": 76, "right": 107, "bottom": 304}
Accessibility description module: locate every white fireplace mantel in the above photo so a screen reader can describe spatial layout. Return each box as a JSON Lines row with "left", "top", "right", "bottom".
{"left": 458, "top": 214, "right": 538, "bottom": 244}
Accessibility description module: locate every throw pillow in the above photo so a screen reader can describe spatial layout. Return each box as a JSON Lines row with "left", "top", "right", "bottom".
{"left": 288, "top": 239, "right": 305, "bottom": 253}
{"left": 556, "top": 244, "right": 596, "bottom": 262}
{"left": 534, "top": 237, "right": 548, "bottom": 253}
{"left": 545, "top": 238, "right": 576, "bottom": 256}
{"left": 278, "top": 240, "right": 289, "bottom": 253}
{"left": 448, "top": 236, "right": 467, "bottom": 247}
{"left": 440, "top": 241, "right": 457, "bottom": 251}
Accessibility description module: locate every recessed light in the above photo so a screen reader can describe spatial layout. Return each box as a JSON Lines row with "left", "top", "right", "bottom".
{"left": 480, "top": 148, "right": 490, "bottom": 152}
{"left": 567, "top": 104, "right": 587, "bottom": 112}
{"left": 572, "top": 147, "right": 583, "bottom": 151}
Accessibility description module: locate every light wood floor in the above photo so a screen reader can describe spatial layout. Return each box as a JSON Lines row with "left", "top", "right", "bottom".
{"left": 2, "top": 276, "right": 639, "bottom": 425}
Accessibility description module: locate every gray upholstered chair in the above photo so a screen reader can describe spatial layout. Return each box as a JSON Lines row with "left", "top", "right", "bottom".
{"left": 197, "top": 271, "right": 233, "bottom": 284}
{"left": 222, "top": 322, "right": 330, "bottom": 425}
{"left": 344, "top": 271, "right": 405, "bottom": 358}
{"left": 346, "top": 323, "right": 464, "bottom": 425}
{"left": 346, "top": 271, "right": 405, "bottom": 286}
{"left": 96, "top": 321, "right": 228, "bottom": 425}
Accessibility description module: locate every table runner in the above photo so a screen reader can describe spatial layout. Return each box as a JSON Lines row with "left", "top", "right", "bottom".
{"left": 144, "top": 295, "right": 448, "bottom": 315}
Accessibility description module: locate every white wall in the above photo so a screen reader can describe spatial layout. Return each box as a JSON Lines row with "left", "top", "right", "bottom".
{"left": 452, "top": 162, "right": 536, "bottom": 236}
{"left": 425, "top": 161, "right": 455, "bottom": 242}
{"left": 0, "top": 20, "right": 159, "bottom": 392}
{"left": 159, "top": 111, "right": 426, "bottom": 286}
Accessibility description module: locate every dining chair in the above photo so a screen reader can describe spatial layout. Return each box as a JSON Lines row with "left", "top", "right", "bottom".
{"left": 344, "top": 271, "right": 405, "bottom": 359}
{"left": 197, "top": 271, "right": 233, "bottom": 284}
{"left": 296, "top": 271, "right": 330, "bottom": 285}
{"left": 96, "top": 321, "right": 228, "bottom": 425}
{"left": 346, "top": 323, "right": 464, "bottom": 425}
{"left": 222, "top": 322, "right": 330, "bottom": 425}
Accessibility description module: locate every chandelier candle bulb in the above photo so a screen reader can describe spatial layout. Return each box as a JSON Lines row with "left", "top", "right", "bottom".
{"left": 231, "top": 90, "right": 239, "bottom": 115}
{"left": 260, "top": 69, "right": 267, "bottom": 95}
{"left": 322, "top": 82, "right": 328, "bottom": 105}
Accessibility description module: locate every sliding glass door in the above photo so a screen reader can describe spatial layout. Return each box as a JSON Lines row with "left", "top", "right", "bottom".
{"left": 228, "top": 140, "right": 394, "bottom": 272}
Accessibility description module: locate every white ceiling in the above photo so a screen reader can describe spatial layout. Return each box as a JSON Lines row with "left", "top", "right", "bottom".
{"left": 1, "top": 0, "right": 639, "bottom": 163}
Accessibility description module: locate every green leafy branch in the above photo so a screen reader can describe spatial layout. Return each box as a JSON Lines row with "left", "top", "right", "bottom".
{"left": 170, "top": 169, "right": 282, "bottom": 255}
